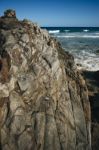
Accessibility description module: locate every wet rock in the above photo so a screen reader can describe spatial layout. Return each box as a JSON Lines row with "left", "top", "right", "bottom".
{"left": 94, "top": 71, "right": 99, "bottom": 81}
{"left": 0, "top": 10, "right": 91, "bottom": 150}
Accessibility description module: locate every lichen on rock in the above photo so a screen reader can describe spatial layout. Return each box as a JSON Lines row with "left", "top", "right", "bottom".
{"left": 0, "top": 10, "right": 91, "bottom": 150}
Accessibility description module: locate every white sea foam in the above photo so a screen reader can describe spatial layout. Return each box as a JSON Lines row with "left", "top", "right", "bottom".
{"left": 82, "top": 35, "right": 99, "bottom": 38}
{"left": 75, "top": 52, "right": 99, "bottom": 71}
{"left": 56, "top": 35, "right": 76, "bottom": 38}
{"left": 49, "top": 30, "right": 60, "bottom": 34}
{"left": 83, "top": 29, "right": 89, "bottom": 32}
{"left": 66, "top": 48, "right": 99, "bottom": 71}
{"left": 76, "top": 60, "right": 99, "bottom": 71}
{"left": 55, "top": 35, "right": 99, "bottom": 38}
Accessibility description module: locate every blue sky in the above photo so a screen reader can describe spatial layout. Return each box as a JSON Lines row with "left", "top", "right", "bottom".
{"left": 0, "top": 0, "right": 99, "bottom": 27}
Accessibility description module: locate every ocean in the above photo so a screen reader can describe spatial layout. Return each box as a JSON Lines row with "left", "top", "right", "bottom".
{"left": 42, "top": 27, "right": 99, "bottom": 71}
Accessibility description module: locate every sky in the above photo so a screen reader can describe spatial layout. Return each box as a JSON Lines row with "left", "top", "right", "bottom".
{"left": 0, "top": 0, "right": 99, "bottom": 27}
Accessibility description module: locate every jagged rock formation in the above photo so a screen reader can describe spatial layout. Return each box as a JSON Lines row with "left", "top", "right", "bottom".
{"left": 3, "top": 9, "right": 16, "bottom": 18}
{"left": 0, "top": 10, "right": 91, "bottom": 150}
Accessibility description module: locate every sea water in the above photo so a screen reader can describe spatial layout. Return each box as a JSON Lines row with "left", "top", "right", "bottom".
{"left": 42, "top": 27, "right": 99, "bottom": 71}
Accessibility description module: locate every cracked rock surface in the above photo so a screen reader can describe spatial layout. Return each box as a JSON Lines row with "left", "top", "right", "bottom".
{"left": 0, "top": 10, "right": 91, "bottom": 150}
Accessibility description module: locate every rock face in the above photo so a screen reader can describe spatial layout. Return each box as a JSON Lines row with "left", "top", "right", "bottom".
{"left": 0, "top": 10, "right": 91, "bottom": 150}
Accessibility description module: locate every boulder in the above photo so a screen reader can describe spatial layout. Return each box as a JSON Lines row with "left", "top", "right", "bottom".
{"left": 0, "top": 10, "right": 91, "bottom": 150}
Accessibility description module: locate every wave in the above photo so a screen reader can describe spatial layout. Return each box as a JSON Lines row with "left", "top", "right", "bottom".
{"left": 55, "top": 35, "right": 99, "bottom": 38}
{"left": 74, "top": 50, "right": 99, "bottom": 71}
{"left": 95, "top": 32, "right": 99, "bottom": 35}
{"left": 65, "top": 30, "right": 70, "bottom": 32}
{"left": 82, "top": 35, "right": 99, "bottom": 38}
{"left": 48, "top": 30, "right": 60, "bottom": 34}
{"left": 56, "top": 35, "right": 76, "bottom": 38}
{"left": 83, "top": 29, "right": 89, "bottom": 32}
{"left": 75, "top": 57, "right": 99, "bottom": 71}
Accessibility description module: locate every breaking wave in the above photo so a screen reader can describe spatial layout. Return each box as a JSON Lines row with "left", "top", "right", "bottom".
{"left": 48, "top": 30, "right": 60, "bottom": 34}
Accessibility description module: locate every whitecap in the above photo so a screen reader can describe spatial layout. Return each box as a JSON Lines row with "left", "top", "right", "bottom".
{"left": 49, "top": 30, "right": 60, "bottom": 34}
{"left": 83, "top": 29, "right": 89, "bottom": 32}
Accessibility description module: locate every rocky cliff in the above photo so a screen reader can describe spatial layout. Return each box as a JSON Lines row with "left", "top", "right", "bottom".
{"left": 0, "top": 10, "right": 91, "bottom": 150}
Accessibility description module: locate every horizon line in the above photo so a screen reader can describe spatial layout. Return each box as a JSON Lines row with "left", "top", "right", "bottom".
{"left": 41, "top": 26, "right": 99, "bottom": 28}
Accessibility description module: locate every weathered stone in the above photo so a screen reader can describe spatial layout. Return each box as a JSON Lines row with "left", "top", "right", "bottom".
{"left": 21, "top": 34, "right": 29, "bottom": 43}
{"left": 4, "top": 9, "right": 16, "bottom": 18}
{"left": 17, "top": 74, "right": 30, "bottom": 92}
{"left": 0, "top": 10, "right": 91, "bottom": 150}
{"left": 5, "top": 34, "right": 16, "bottom": 45}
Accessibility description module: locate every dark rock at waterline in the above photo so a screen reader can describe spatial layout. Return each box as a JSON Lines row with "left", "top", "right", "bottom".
{"left": 0, "top": 10, "right": 91, "bottom": 150}
{"left": 82, "top": 70, "right": 99, "bottom": 150}
{"left": 95, "top": 49, "right": 99, "bottom": 54}
{"left": 94, "top": 71, "right": 99, "bottom": 81}
{"left": 92, "top": 123, "right": 99, "bottom": 150}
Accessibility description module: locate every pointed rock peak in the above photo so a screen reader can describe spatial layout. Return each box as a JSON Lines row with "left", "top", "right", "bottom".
{"left": 3, "top": 9, "right": 16, "bottom": 18}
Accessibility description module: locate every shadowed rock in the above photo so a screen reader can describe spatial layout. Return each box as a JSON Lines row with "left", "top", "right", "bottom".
{"left": 0, "top": 10, "right": 91, "bottom": 150}
{"left": 82, "top": 70, "right": 99, "bottom": 150}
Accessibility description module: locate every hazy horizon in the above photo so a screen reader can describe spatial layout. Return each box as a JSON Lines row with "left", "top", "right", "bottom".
{"left": 0, "top": 0, "right": 99, "bottom": 27}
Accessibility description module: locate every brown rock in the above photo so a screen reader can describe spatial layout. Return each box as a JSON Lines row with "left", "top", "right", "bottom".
{"left": 0, "top": 10, "right": 91, "bottom": 150}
